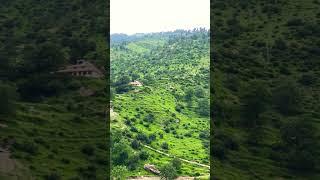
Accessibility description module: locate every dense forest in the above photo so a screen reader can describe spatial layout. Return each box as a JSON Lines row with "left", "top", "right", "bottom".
{"left": 211, "top": 0, "right": 320, "bottom": 179}
{"left": 0, "top": 0, "right": 108, "bottom": 179}
{"left": 110, "top": 29, "right": 210, "bottom": 179}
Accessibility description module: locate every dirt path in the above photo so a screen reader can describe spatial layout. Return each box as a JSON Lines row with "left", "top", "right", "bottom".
{"left": 142, "top": 144, "right": 210, "bottom": 169}
{"left": 113, "top": 110, "right": 210, "bottom": 173}
{"left": 0, "top": 148, "right": 15, "bottom": 173}
{"left": 125, "top": 137, "right": 210, "bottom": 169}
{"left": 0, "top": 147, "right": 17, "bottom": 179}
{"left": 0, "top": 147, "right": 33, "bottom": 180}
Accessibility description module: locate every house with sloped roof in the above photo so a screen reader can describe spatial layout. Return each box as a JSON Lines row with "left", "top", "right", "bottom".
{"left": 56, "top": 59, "right": 104, "bottom": 78}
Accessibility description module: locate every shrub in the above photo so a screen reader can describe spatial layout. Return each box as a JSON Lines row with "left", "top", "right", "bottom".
{"left": 78, "top": 165, "right": 97, "bottom": 179}
{"left": 149, "top": 134, "right": 157, "bottom": 141}
{"left": 161, "top": 142, "right": 169, "bottom": 150}
{"left": 160, "top": 163, "right": 177, "bottom": 180}
{"left": 185, "top": 132, "right": 192, "bottom": 137}
{"left": 287, "top": 18, "right": 304, "bottom": 26}
{"left": 67, "top": 80, "right": 82, "bottom": 90}
{"left": 81, "top": 144, "right": 95, "bottom": 156}
{"left": 61, "top": 158, "right": 70, "bottom": 164}
{"left": 44, "top": 172, "right": 61, "bottom": 180}
{"left": 111, "top": 166, "right": 128, "bottom": 180}
{"left": 124, "top": 119, "right": 132, "bottom": 126}
{"left": 299, "top": 72, "right": 317, "bottom": 86}
{"left": 130, "top": 126, "right": 138, "bottom": 132}
{"left": 139, "top": 150, "right": 149, "bottom": 160}
{"left": 131, "top": 140, "right": 140, "bottom": 150}
{"left": 273, "top": 80, "right": 303, "bottom": 115}
{"left": 171, "top": 158, "right": 182, "bottom": 171}
{"left": 136, "top": 133, "right": 148, "bottom": 143}
{"left": 13, "top": 141, "right": 38, "bottom": 155}
{"left": 144, "top": 114, "right": 155, "bottom": 123}
{"left": 212, "top": 142, "right": 225, "bottom": 160}
{"left": 0, "top": 82, "right": 17, "bottom": 116}
{"left": 127, "top": 154, "right": 139, "bottom": 170}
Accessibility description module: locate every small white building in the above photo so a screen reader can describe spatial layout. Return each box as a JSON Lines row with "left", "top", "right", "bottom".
{"left": 129, "top": 80, "right": 143, "bottom": 87}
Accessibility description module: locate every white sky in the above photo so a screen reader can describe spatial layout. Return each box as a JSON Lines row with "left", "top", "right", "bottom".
{"left": 110, "top": 0, "right": 210, "bottom": 35}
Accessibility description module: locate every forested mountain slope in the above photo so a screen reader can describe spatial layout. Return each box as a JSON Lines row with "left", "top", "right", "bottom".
{"left": 0, "top": 0, "right": 108, "bottom": 179}
{"left": 111, "top": 30, "right": 210, "bottom": 178}
{"left": 211, "top": 0, "right": 320, "bottom": 179}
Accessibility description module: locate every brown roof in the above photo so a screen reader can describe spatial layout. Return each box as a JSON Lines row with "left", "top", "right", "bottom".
{"left": 56, "top": 61, "right": 104, "bottom": 75}
{"left": 143, "top": 164, "right": 160, "bottom": 175}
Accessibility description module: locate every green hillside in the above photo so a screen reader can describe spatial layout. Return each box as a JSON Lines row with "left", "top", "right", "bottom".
{"left": 111, "top": 30, "right": 210, "bottom": 178}
{"left": 0, "top": 0, "right": 108, "bottom": 179}
{"left": 1, "top": 78, "right": 108, "bottom": 179}
{"left": 212, "top": 0, "right": 320, "bottom": 179}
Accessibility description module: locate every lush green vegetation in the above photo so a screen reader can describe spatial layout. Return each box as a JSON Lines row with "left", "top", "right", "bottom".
{"left": 211, "top": 0, "right": 320, "bottom": 179}
{"left": 0, "top": 0, "right": 108, "bottom": 179}
{"left": 1, "top": 78, "right": 108, "bottom": 179}
{"left": 111, "top": 30, "right": 210, "bottom": 178}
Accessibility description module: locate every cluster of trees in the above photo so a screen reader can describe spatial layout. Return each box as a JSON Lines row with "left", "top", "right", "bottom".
{"left": 0, "top": 0, "right": 108, "bottom": 179}
{"left": 159, "top": 158, "right": 182, "bottom": 180}
{"left": 212, "top": 0, "right": 320, "bottom": 178}
{"left": 111, "top": 132, "right": 151, "bottom": 177}
{"left": 0, "top": 0, "right": 107, "bottom": 101}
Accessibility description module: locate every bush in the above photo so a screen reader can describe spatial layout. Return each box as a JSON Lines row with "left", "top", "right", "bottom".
{"left": 111, "top": 166, "right": 128, "bottom": 180}
{"left": 45, "top": 172, "right": 61, "bottom": 180}
{"left": 136, "top": 133, "right": 148, "bottom": 143}
{"left": 299, "top": 72, "right": 317, "bottom": 86}
{"left": 0, "top": 82, "right": 17, "bottom": 116}
{"left": 72, "top": 115, "right": 82, "bottom": 123}
{"left": 212, "top": 142, "right": 225, "bottom": 160}
{"left": 160, "top": 163, "right": 177, "bottom": 180}
{"left": 67, "top": 80, "right": 82, "bottom": 90}
{"left": 139, "top": 150, "right": 149, "bottom": 160}
{"left": 61, "top": 158, "right": 70, "bottom": 164}
{"left": 148, "top": 134, "right": 156, "bottom": 142}
{"left": 273, "top": 80, "right": 303, "bottom": 115}
{"left": 127, "top": 154, "right": 139, "bottom": 170}
{"left": 161, "top": 142, "right": 169, "bottom": 150}
{"left": 130, "top": 126, "right": 138, "bottom": 132}
{"left": 171, "top": 158, "right": 182, "bottom": 171}
{"left": 131, "top": 140, "right": 140, "bottom": 150}
{"left": 13, "top": 141, "right": 38, "bottom": 155}
{"left": 287, "top": 18, "right": 304, "bottom": 26}
{"left": 78, "top": 165, "right": 97, "bottom": 179}
{"left": 81, "top": 144, "right": 95, "bottom": 156}
{"left": 144, "top": 114, "right": 155, "bottom": 123}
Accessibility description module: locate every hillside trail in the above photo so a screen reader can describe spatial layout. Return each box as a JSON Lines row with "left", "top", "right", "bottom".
{"left": 141, "top": 143, "right": 210, "bottom": 169}
{"left": 0, "top": 146, "right": 33, "bottom": 180}
{"left": 0, "top": 148, "right": 15, "bottom": 172}
{"left": 125, "top": 137, "right": 210, "bottom": 169}
{"left": 112, "top": 108, "right": 210, "bottom": 168}
{"left": 0, "top": 147, "right": 18, "bottom": 179}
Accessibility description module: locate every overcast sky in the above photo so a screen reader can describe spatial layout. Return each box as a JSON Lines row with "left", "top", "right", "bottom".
{"left": 110, "top": 0, "right": 210, "bottom": 35}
